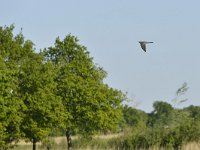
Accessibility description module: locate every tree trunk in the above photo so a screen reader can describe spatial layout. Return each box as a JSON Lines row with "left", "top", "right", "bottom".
{"left": 66, "top": 129, "right": 72, "bottom": 150}
{"left": 32, "top": 139, "right": 36, "bottom": 150}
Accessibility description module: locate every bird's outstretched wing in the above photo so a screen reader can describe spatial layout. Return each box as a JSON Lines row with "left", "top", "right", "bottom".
{"left": 140, "top": 43, "right": 146, "bottom": 52}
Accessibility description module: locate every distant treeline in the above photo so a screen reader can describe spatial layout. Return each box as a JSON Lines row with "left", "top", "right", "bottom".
{"left": 120, "top": 102, "right": 200, "bottom": 149}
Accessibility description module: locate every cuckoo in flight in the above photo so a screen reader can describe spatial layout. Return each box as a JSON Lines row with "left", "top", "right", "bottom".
{"left": 139, "top": 41, "right": 154, "bottom": 52}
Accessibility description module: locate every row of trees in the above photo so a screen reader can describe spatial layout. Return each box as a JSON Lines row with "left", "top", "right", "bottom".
{"left": 122, "top": 101, "right": 200, "bottom": 149}
{"left": 118, "top": 79, "right": 197, "bottom": 149}
{"left": 0, "top": 25, "right": 126, "bottom": 150}
{"left": 63, "top": 99, "right": 200, "bottom": 149}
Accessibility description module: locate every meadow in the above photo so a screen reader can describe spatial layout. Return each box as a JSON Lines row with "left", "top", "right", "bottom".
{"left": 10, "top": 134, "right": 200, "bottom": 150}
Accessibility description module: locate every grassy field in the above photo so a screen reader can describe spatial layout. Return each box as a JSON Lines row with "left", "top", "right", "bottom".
{"left": 10, "top": 134, "right": 121, "bottom": 150}
{"left": 10, "top": 135, "right": 200, "bottom": 150}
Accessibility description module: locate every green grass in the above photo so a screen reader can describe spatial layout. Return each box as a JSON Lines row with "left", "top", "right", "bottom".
{"left": 9, "top": 135, "right": 200, "bottom": 150}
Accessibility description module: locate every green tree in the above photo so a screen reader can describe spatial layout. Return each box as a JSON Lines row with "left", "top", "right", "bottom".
{"left": 0, "top": 25, "right": 67, "bottom": 150}
{"left": 123, "top": 105, "right": 147, "bottom": 128}
{"left": 43, "top": 35, "right": 125, "bottom": 149}
{"left": 148, "top": 101, "right": 174, "bottom": 128}
{"left": 185, "top": 105, "right": 200, "bottom": 120}
{"left": 184, "top": 105, "right": 200, "bottom": 141}
{"left": 18, "top": 52, "right": 66, "bottom": 150}
{"left": 0, "top": 25, "right": 25, "bottom": 149}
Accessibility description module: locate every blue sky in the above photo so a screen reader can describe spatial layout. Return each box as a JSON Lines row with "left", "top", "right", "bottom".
{"left": 1, "top": 1, "right": 200, "bottom": 112}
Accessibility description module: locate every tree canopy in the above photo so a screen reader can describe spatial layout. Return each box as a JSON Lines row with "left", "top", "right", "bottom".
{"left": 0, "top": 25, "right": 125, "bottom": 150}
{"left": 43, "top": 35, "right": 125, "bottom": 135}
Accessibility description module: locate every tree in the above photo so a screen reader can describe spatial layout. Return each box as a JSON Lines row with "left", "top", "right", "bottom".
{"left": 0, "top": 25, "right": 67, "bottom": 150}
{"left": 0, "top": 25, "right": 125, "bottom": 150}
{"left": 18, "top": 52, "right": 67, "bottom": 150}
{"left": 148, "top": 101, "right": 174, "bottom": 128}
{"left": 43, "top": 35, "right": 125, "bottom": 149}
{"left": 0, "top": 56, "right": 23, "bottom": 149}
{"left": 0, "top": 25, "right": 25, "bottom": 149}
{"left": 185, "top": 105, "right": 200, "bottom": 120}
{"left": 123, "top": 105, "right": 147, "bottom": 128}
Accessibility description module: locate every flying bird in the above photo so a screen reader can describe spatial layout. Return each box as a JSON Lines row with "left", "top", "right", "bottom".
{"left": 139, "top": 41, "right": 154, "bottom": 52}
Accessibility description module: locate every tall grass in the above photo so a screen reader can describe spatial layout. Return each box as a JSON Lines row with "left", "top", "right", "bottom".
{"left": 9, "top": 134, "right": 200, "bottom": 150}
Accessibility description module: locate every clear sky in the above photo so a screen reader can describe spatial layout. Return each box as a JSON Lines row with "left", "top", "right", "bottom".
{"left": 1, "top": 0, "right": 200, "bottom": 112}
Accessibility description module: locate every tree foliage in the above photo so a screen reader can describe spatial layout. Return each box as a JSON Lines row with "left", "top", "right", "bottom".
{"left": 123, "top": 105, "right": 147, "bottom": 128}
{"left": 18, "top": 53, "right": 66, "bottom": 147}
{"left": 43, "top": 35, "right": 125, "bottom": 135}
{"left": 0, "top": 25, "right": 125, "bottom": 149}
{"left": 118, "top": 101, "right": 200, "bottom": 150}
{"left": 0, "top": 25, "right": 25, "bottom": 149}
